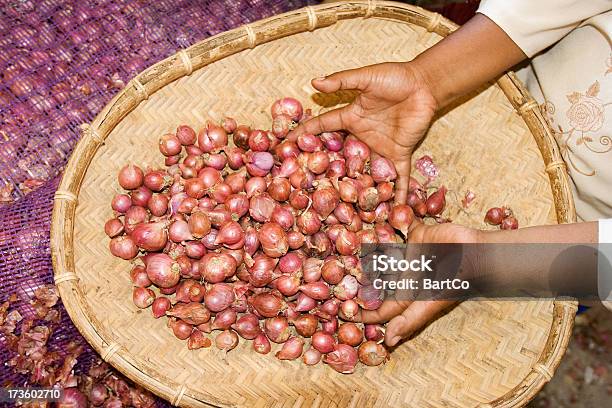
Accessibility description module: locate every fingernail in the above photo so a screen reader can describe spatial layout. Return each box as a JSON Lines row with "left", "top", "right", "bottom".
{"left": 314, "top": 76, "right": 326, "bottom": 81}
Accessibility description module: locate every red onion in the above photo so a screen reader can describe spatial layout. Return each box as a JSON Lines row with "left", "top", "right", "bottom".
{"left": 340, "top": 299, "right": 360, "bottom": 320}
{"left": 334, "top": 202, "right": 356, "bottom": 224}
{"left": 57, "top": 388, "right": 87, "bottom": 408}
{"left": 215, "top": 329, "right": 239, "bottom": 351}
{"left": 320, "top": 131, "right": 344, "bottom": 152}
{"left": 336, "top": 178, "right": 360, "bottom": 204}
{"left": 317, "top": 298, "right": 341, "bottom": 320}
{"left": 233, "top": 125, "right": 251, "bottom": 150}
{"left": 90, "top": 383, "right": 109, "bottom": 406}
{"left": 305, "top": 232, "right": 332, "bottom": 258}
{"left": 324, "top": 344, "right": 358, "bottom": 374}
{"left": 370, "top": 157, "right": 398, "bottom": 183}
{"left": 244, "top": 227, "right": 260, "bottom": 256}
{"left": 109, "top": 236, "right": 138, "bottom": 260}
{"left": 248, "top": 254, "right": 279, "bottom": 287}
{"left": 343, "top": 136, "right": 370, "bottom": 161}
{"left": 407, "top": 192, "right": 427, "bottom": 217}
{"left": 245, "top": 177, "right": 267, "bottom": 198}
{"left": 312, "top": 186, "right": 339, "bottom": 219}
{"left": 271, "top": 97, "right": 303, "bottom": 121}
{"left": 299, "top": 281, "right": 330, "bottom": 300}
{"left": 297, "top": 133, "right": 322, "bottom": 152}
{"left": 145, "top": 253, "right": 180, "bottom": 288}
{"left": 294, "top": 293, "right": 317, "bottom": 312}
{"left": 275, "top": 337, "right": 304, "bottom": 360}
{"left": 198, "top": 167, "right": 222, "bottom": 189}
{"left": 167, "top": 303, "right": 211, "bottom": 325}
{"left": 148, "top": 194, "right": 169, "bottom": 216}
{"left": 303, "top": 347, "right": 322, "bottom": 365}
{"left": 130, "top": 265, "right": 151, "bottom": 287}
{"left": 124, "top": 206, "right": 149, "bottom": 234}
{"left": 264, "top": 316, "right": 290, "bottom": 343}
{"left": 203, "top": 153, "right": 227, "bottom": 170}
{"left": 338, "top": 323, "right": 363, "bottom": 347}
{"left": 250, "top": 292, "right": 285, "bottom": 317}
{"left": 279, "top": 252, "right": 303, "bottom": 274}
{"left": 248, "top": 129, "right": 270, "bottom": 152}
{"left": 225, "top": 170, "right": 247, "bottom": 193}
{"left": 165, "top": 219, "right": 191, "bottom": 243}
{"left": 215, "top": 221, "right": 244, "bottom": 246}
{"left": 296, "top": 209, "right": 321, "bottom": 235}
{"left": 335, "top": 228, "right": 359, "bottom": 256}
{"left": 364, "top": 324, "right": 385, "bottom": 342}
{"left": 275, "top": 140, "right": 300, "bottom": 160}
{"left": 287, "top": 231, "right": 305, "bottom": 249}
{"left": 290, "top": 168, "right": 315, "bottom": 190}
{"left": 356, "top": 229, "right": 378, "bottom": 247}
{"left": 501, "top": 216, "right": 519, "bottom": 230}
{"left": 211, "top": 308, "right": 237, "bottom": 330}
{"left": 426, "top": 186, "right": 447, "bottom": 216}
{"left": 221, "top": 117, "right": 237, "bottom": 133}
{"left": 485, "top": 207, "right": 504, "bottom": 225}
{"left": 258, "top": 222, "right": 288, "bottom": 258}
{"left": 132, "top": 287, "right": 155, "bottom": 309}
{"left": 389, "top": 204, "right": 414, "bottom": 237}
{"left": 272, "top": 114, "right": 292, "bottom": 138}
{"left": 357, "top": 187, "right": 379, "bottom": 212}
{"left": 375, "top": 223, "right": 398, "bottom": 244}
{"left": 253, "top": 333, "right": 272, "bottom": 354}
{"left": 104, "top": 218, "right": 124, "bottom": 238}
{"left": 159, "top": 134, "right": 182, "bottom": 156}
{"left": 170, "top": 319, "right": 193, "bottom": 340}
{"left": 303, "top": 258, "right": 323, "bottom": 283}
{"left": 311, "top": 331, "right": 336, "bottom": 353}
{"left": 307, "top": 151, "right": 330, "bottom": 174}
{"left": 111, "top": 193, "right": 132, "bottom": 213}
{"left": 322, "top": 317, "right": 338, "bottom": 335}
{"left": 130, "top": 186, "right": 153, "bottom": 207}
{"left": 377, "top": 182, "right": 395, "bottom": 202}
{"left": 321, "top": 257, "right": 345, "bottom": 285}
{"left": 188, "top": 211, "right": 211, "bottom": 238}
{"left": 232, "top": 313, "right": 262, "bottom": 340}
{"left": 205, "top": 283, "right": 236, "bottom": 312}
{"left": 144, "top": 170, "right": 170, "bottom": 192}
{"left": 201, "top": 253, "right": 237, "bottom": 283}
{"left": 176, "top": 125, "right": 197, "bottom": 145}
{"left": 245, "top": 151, "right": 274, "bottom": 176}
{"left": 289, "top": 189, "right": 309, "bottom": 210}
{"left": 374, "top": 202, "right": 391, "bottom": 224}
{"left": 274, "top": 274, "right": 301, "bottom": 296}
{"left": 334, "top": 275, "right": 359, "bottom": 300}
{"left": 271, "top": 206, "right": 295, "bottom": 231}
{"left": 356, "top": 284, "right": 383, "bottom": 310}
{"left": 267, "top": 178, "right": 291, "bottom": 202}
{"left": 292, "top": 314, "right": 318, "bottom": 338}
{"left": 118, "top": 164, "right": 144, "bottom": 190}
{"left": 358, "top": 341, "right": 388, "bottom": 366}
{"left": 204, "top": 207, "right": 233, "bottom": 228}
{"left": 327, "top": 159, "right": 346, "bottom": 178}
{"left": 225, "top": 147, "right": 245, "bottom": 170}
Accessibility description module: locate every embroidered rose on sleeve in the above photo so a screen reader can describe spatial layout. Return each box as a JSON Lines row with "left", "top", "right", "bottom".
{"left": 565, "top": 81, "right": 605, "bottom": 132}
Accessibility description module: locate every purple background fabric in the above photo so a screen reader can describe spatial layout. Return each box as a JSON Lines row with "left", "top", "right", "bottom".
{"left": 0, "top": 0, "right": 477, "bottom": 403}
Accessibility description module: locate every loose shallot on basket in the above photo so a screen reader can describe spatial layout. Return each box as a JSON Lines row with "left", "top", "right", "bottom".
{"left": 106, "top": 97, "right": 462, "bottom": 373}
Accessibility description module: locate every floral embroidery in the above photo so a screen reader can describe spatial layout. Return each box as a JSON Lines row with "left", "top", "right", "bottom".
{"left": 542, "top": 81, "right": 611, "bottom": 177}
{"left": 606, "top": 52, "right": 612, "bottom": 76}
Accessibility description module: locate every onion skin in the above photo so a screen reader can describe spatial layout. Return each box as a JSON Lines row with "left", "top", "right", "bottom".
{"left": 337, "top": 323, "right": 363, "bottom": 347}
{"left": 211, "top": 308, "right": 238, "bottom": 331}
{"left": 370, "top": 157, "right": 397, "bottom": 183}
{"left": 111, "top": 193, "right": 132, "bottom": 213}
{"left": 118, "top": 164, "right": 144, "bottom": 190}
{"left": 321, "top": 257, "right": 345, "bottom": 285}
{"left": 312, "top": 186, "right": 339, "bottom": 219}
{"left": 170, "top": 319, "right": 194, "bottom": 340}
{"left": 177, "top": 124, "right": 197, "bottom": 145}
{"left": 299, "top": 281, "right": 331, "bottom": 300}
{"left": 297, "top": 209, "right": 321, "bottom": 236}
{"left": 321, "top": 317, "right": 338, "bottom": 335}
{"left": 188, "top": 330, "right": 213, "bottom": 350}
{"left": 364, "top": 324, "right": 385, "bottom": 342}
{"left": 152, "top": 297, "right": 172, "bottom": 318}
{"left": 104, "top": 218, "right": 124, "bottom": 238}
{"left": 358, "top": 341, "right": 388, "bottom": 366}
{"left": 340, "top": 299, "right": 360, "bottom": 320}
{"left": 258, "top": 222, "right": 289, "bottom": 258}
{"left": 275, "top": 337, "right": 304, "bottom": 360}
{"left": 205, "top": 283, "right": 236, "bottom": 312}
{"left": 109, "top": 236, "right": 138, "bottom": 260}
{"left": 287, "top": 231, "right": 305, "bottom": 249}
{"left": 145, "top": 253, "right": 181, "bottom": 288}
{"left": 324, "top": 344, "right": 359, "bottom": 374}
{"left": 253, "top": 333, "right": 272, "bottom": 354}
{"left": 233, "top": 313, "right": 262, "bottom": 340}
{"left": 264, "top": 316, "right": 291, "bottom": 343}
{"left": 167, "top": 303, "right": 211, "bottom": 325}
{"left": 292, "top": 314, "right": 318, "bottom": 338}
{"left": 250, "top": 292, "right": 285, "bottom": 317}
{"left": 272, "top": 97, "right": 303, "bottom": 121}
{"left": 389, "top": 205, "right": 414, "bottom": 237}
{"left": 130, "top": 265, "right": 152, "bottom": 287}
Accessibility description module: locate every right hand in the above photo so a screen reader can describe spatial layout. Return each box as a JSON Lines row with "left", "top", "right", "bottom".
{"left": 290, "top": 62, "right": 438, "bottom": 204}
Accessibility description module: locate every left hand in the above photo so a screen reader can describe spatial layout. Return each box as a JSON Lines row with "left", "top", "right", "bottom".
{"left": 354, "top": 222, "right": 481, "bottom": 347}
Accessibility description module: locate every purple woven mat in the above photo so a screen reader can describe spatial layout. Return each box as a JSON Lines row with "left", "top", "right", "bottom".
{"left": 0, "top": 0, "right": 316, "bottom": 400}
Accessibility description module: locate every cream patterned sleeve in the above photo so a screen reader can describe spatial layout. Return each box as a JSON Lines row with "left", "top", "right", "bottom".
{"left": 477, "top": 0, "right": 612, "bottom": 57}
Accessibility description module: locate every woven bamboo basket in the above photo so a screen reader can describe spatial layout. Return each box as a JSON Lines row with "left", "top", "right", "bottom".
{"left": 51, "top": 1, "right": 579, "bottom": 407}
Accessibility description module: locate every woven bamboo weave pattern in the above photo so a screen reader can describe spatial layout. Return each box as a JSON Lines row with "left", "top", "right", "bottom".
{"left": 52, "top": 2, "right": 577, "bottom": 407}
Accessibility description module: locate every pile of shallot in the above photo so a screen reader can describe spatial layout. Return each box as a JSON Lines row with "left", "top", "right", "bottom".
{"left": 105, "top": 97, "right": 436, "bottom": 374}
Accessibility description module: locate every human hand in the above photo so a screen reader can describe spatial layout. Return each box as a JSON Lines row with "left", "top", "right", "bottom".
{"left": 290, "top": 62, "right": 437, "bottom": 204}
{"left": 355, "top": 222, "right": 481, "bottom": 347}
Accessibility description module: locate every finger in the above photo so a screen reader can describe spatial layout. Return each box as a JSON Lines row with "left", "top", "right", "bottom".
{"left": 289, "top": 106, "right": 348, "bottom": 139}
{"left": 393, "top": 158, "right": 412, "bottom": 205}
{"left": 354, "top": 297, "right": 412, "bottom": 324}
{"left": 384, "top": 300, "right": 456, "bottom": 347}
{"left": 312, "top": 66, "right": 372, "bottom": 94}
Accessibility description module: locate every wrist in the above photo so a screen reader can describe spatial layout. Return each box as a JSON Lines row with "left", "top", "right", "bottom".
{"left": 404, "top": 60, "right": 440, "bottom": 112}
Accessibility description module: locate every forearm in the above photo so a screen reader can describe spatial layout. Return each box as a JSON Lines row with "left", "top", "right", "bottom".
{"left": 471, "top": 222, "right": 599, "bottom": 297}
{"left": 412, "top": 13, "right": 527, "bottom": 108}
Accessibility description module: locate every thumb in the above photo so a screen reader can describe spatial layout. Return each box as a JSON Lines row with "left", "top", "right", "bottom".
{"left": 384, "top": 300, "right": 455, "bottom": 347}
{"left": 312, "top": 66, "right": 372, "bottom": 94}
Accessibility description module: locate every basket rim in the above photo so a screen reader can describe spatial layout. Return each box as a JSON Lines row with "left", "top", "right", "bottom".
{"left": 51, "top": 1, "right": 578, "bottom": 407}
